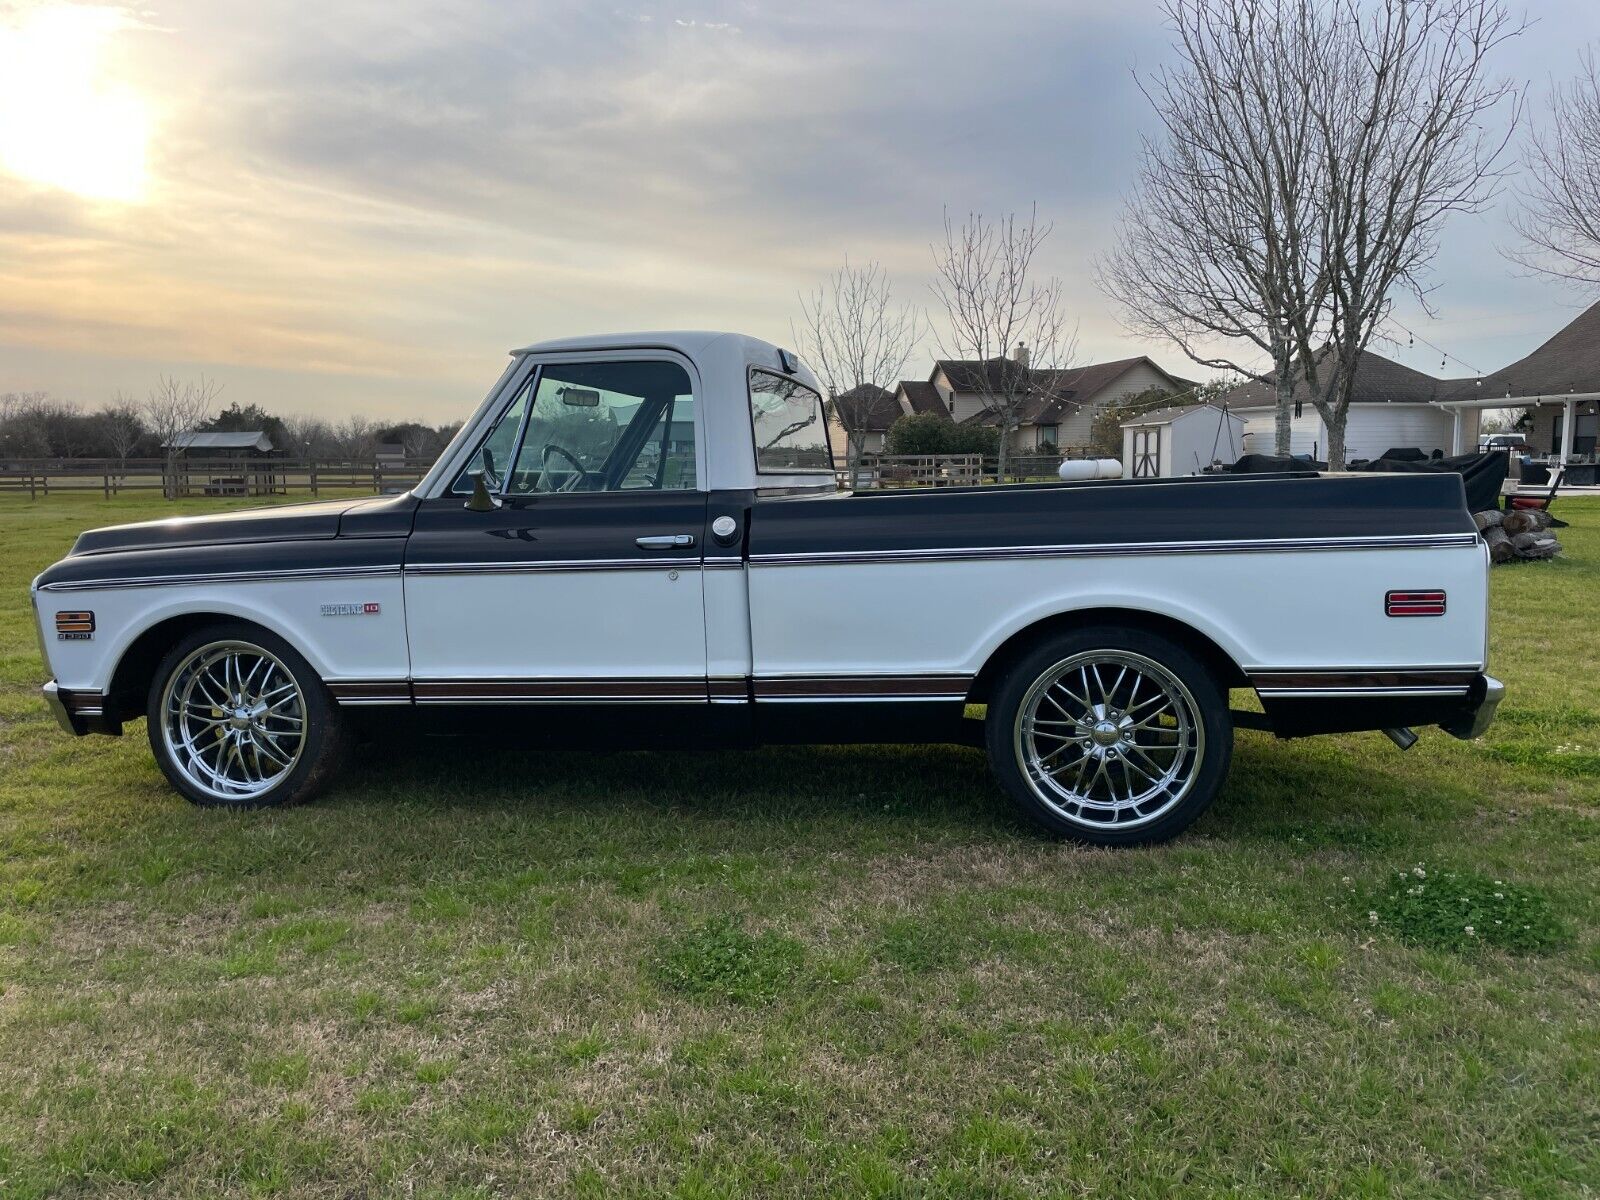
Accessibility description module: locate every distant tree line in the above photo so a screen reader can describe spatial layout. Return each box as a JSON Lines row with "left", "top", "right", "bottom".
{"left": 0, "top": 383, "right": 461, "bottom": 462}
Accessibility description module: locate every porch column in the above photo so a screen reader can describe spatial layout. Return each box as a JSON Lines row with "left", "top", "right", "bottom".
{"left": 1560, "top": 399, "right": 1576, "bottom": 463}
{"left": 1450, "top": 409, "right": 1463, "bottom": 455}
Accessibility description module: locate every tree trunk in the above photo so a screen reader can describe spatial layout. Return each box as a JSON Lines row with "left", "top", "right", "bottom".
{"left": 1274, "top": 376, "right": 1294, "bottom": 458}
{"left": 996, "top": 427, "right": 1009, "bottom": 484}
{"left": 1324, "top": 406, "right": 1348, "bottom": 471}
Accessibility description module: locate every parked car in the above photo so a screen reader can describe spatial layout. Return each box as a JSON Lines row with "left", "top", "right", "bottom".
{"left": 31, "top": 332, "right": 1503, "bottom": 845}
{"left": 1479, "top": 433, "right": 1530, "bottom": 454}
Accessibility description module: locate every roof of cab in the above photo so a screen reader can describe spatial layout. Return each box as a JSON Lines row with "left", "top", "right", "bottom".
{"left": 513, "top": 330, "right": 772, "bottom": 358}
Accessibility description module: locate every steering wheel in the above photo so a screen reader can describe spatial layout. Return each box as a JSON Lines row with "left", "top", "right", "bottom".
{"left": 539, "top": 443, "right": 587, "bottom": 492}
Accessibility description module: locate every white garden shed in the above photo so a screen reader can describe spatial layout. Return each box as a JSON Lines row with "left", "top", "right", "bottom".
{"left": 1120, "top": 404, "right": 1246, "bottom": 478}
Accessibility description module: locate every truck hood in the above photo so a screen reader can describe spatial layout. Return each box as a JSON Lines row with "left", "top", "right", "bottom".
{"left": 68, "top": 493, "right": 417, "bottom": 557}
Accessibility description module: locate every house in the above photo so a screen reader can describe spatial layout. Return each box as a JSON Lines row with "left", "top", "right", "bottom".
{"left": 1120, "top": 404, "right": 1247, "bottom": 478}
{"left": 1221, "top": 350, "right": 1462, "bottom": 461}
{"left": 826, "top": 384, "right": 902, "bottom": 458}
{"left": 823, "top": 346, "right": 1198, "bottom": 461}
{"left": 1436, "top": 298, "right": 1600, "bottom": 458}
{"left": 928, "top": 348, "right": 1196, "bottom": 453}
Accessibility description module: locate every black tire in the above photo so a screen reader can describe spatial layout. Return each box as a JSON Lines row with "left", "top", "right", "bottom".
{"left": 145, "top": 621, "right": 346, "bottom": 809}
{"left": 985, "top": 625, "right": 1232, "bottom": 846}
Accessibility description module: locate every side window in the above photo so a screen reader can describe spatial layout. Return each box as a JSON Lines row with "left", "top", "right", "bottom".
{"left": 452, "top": 385, "right": 529, "bottom": 493}
{"left": 750, "top": 370, "right": 832, "bottom": 473}
{"left": 507, "top": 360, "right": 695, "bottom": 494}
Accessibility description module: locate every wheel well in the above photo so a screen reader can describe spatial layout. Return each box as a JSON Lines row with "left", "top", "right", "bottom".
{"left": 106, "top": 613, "right": 253, "bottom": 721}
{"left": 966, "top": 607, "right": 1249, "bottom": 706}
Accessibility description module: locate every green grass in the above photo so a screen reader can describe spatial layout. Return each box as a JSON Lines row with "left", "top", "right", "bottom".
{"left": 0, "top": 492, "right": 1597, "bottom": 1198}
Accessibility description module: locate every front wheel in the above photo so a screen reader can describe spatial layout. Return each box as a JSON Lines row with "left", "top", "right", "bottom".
{"left": 147, "top": 623, "right": 346, "bottom": 809}
{"left": 985, "top": 627, "right": 1233, "bottom": 845}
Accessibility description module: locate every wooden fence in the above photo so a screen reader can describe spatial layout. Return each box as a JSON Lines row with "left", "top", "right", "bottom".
{"left": 844, "top": 453, "right": 1074, "bottom": 489}
{"left": 0, "top": 457, "right": 435, "bottom": 499}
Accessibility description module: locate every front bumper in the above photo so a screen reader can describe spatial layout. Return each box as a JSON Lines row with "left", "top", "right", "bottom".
{"left": 1441, "top": 674, "right": 1505, "bottom": 741}
{"left": 42, "top": 681, "right": 120, "bottom": 737}
{"left": 43, "top": 681, "right": 81, "bottom": 735}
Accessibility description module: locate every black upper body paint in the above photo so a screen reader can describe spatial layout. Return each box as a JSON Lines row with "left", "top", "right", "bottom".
{"left": 34, "top": 471, "right": 1474, "bottom": 590}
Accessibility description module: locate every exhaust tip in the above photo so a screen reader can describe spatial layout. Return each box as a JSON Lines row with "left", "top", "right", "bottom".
{"left": 1382, "top": 727, "right": 1419, "bottom": 751}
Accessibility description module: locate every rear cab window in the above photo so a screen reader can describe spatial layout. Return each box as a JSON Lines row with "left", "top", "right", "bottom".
{"left": 749, "top": 369, "right": 833, "bottom": 474}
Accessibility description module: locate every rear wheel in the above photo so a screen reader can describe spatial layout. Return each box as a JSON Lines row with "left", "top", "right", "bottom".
{"left": 985, "top": 626, "right": 1232, "bottom": 845}
{"left": 146, "top": 622, "right": 345, "bottom": 809}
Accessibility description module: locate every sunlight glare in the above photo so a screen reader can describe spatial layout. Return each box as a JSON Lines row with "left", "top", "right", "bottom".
{"left": 0, "top": 4, "right": 151, "bottom": 202}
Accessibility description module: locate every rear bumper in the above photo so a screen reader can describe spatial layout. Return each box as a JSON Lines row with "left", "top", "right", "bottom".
{"left": 1440, "top": 674, "right": 1505, "bottom": 741}
{"left": 1253, "top": 671, "right": 1504, "bottom": 740}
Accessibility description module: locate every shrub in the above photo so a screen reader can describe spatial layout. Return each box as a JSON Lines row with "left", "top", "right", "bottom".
{"left": 1365, "top": 864, "right": 1565, "bottom": 953}
{"left": 652, "top": 916, "right": 806, "bottom": 1005}
{"left": 884, "top": 413, "right": 999, "bottom": 457}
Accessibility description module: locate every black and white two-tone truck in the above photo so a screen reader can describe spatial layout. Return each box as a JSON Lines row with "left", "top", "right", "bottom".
{"left": 32, "top": 332, "right": 1502, "bottom": 844}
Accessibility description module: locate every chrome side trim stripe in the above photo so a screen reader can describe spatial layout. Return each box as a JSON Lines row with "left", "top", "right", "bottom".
{"left": 39, "top": 565, "right": 402, "bottom": 593}
{"left": 748, "top": 532, "right": 1479, "bottom": 567}
{"left": 1256, "top": 686, "right": 1472, "bottom": 699}
{"left": 405, "top": 558, "right": 700, "bottom": 576}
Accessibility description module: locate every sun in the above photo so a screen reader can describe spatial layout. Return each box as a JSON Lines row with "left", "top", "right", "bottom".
{"left": 0, "top": 4, "right": 151, "bottom": 203}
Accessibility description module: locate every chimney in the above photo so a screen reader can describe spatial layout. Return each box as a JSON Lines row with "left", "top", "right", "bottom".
{"left": 1012, "top": 342, "right": 1030, "bottom": 369}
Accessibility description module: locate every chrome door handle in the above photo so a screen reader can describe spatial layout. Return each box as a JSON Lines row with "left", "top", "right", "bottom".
{"left": 636, "top": 534, "right": 696, "bottom": 550}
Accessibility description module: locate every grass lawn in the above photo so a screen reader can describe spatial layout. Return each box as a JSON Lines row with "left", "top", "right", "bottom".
{"left": 0, "top": 493, "right": 1596, "bottom": 1199}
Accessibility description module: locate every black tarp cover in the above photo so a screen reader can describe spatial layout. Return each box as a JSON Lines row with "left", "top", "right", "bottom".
{"left": 1223, "top": 449, "right": 1508, "bottom": 511}
{"left": 1225, "top": 453, "right": 1322, "bottom": 474}
{"left": 1362, "top": 450, "right": 1508, "bottom": 513}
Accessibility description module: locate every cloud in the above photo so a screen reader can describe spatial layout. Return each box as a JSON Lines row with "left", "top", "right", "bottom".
{"left": 2, "top": 0, "right": 1595, "bottom": 417}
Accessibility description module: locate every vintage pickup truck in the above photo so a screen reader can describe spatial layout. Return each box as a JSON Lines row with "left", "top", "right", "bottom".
{"left": 32, "top": 331, "right": 1502, "bottom": 844}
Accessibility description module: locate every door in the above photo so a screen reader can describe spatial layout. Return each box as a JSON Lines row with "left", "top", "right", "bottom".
{"left": 405, "top": 356, "right": 710, "bottom": 702}
{"left": 1132, "top": 428, "right": 1161, "bottom": 477}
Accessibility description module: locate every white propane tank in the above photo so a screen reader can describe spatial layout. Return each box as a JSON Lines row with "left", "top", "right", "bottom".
{"left": 1057, "top": 458, "right": 1125, "bottom": 481}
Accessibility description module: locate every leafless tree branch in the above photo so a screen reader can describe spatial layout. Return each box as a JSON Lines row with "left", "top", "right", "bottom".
{"left": 1509, "top": 45, "right": 1600, "bottom": 291}
{"left": 930, "top": 205, "right": 1077, "bottom": 481}
{"left": 794, "top": 258, "right": 925, "bottom": 474}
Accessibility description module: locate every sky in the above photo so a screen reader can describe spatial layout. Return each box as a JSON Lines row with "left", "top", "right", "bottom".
{"left": 1, "top": 0, "right": 1599, "bottom": 424}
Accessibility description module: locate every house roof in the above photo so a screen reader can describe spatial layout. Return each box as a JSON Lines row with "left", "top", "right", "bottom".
{"left": 1120, "top": 403, "right": 1243, "bottom": 428}
{"left": 937, "top": 355, "right": 1196, "bottom": 427}
{"left": 163, "top": 430, "right": 276, "bottom": 452}
{"left": 1219, "top": 349, "right": 1453, "bottom": 411}
{"left": 896, "top": 379, "right": 948, "bottom": 416}
{"left": 1465, "top": 299, "right": 1600, "bottom": 401}
{"left": 830, "top": 384, "right": 902, "bottom": 433}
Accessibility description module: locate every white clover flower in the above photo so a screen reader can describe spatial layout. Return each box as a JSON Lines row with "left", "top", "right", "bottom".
{"left": 1494, "top": 893, "right": 1504, "bottom": 899}
{"left": 1412, "top": 866, "right": 1427, "bottom": 879}
{"left": 1368, "top": 911, "right": 1380, "bottom": 924}
{"left": 1464, "top": 926, "right": 1475, "bottom": 936}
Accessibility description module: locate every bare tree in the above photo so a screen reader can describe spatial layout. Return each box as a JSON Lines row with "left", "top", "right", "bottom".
{"left": 281, "top": 415, "right": 337, "bottom": 458}
{"left": 1295, "top": 0, "right": 1523, "bottom": 468}
{"left": 1099, "top": 0, "right": 1330, "bottom": 457}
{"left": 794, "top": 259, "right": 924, "bottom": 477}
{"left": 1510, "top": 46, "right": 1600, "bottom": 290}
{"left": 100, "top": 392, "right": 144, "bottom": 464}
{"left": 930, "top": 206, "right": 1076, "bottom": 482}
{"left": 335, "top": 415, "right": 378, "bottom": 460}
{"left": 144, "top": 376, "right": 222, "bottom": 498}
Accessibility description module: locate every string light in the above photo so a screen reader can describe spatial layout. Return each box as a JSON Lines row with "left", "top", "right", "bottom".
{"left": 1386, "top": 317, "right": 1486, "bottom": 378}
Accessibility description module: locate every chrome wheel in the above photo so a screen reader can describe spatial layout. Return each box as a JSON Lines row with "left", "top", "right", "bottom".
{"left": 1013, "top": 649, "right": 1205, "bottom": 830}
{"left": 160, "top": 640, "right": 306, "bottom": 802}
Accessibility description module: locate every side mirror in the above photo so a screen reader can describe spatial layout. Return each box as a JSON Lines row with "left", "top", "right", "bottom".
{"left": 463, "top": 470, "right": 501, "bottom": 512}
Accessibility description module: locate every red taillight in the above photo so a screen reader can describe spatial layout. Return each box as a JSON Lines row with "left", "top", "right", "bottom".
{"left": 1386, "top": 590, "right": 1446, "bottom": 617}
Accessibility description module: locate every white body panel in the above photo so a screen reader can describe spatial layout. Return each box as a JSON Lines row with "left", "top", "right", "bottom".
{"left": 37, "top": 575, "right": 410, "bottom": 694}
{"left": 403, "top": 568, "right": 706, "bottom": 682}
{"left": 747, "top": 544, "right": 1488, "bottom": 682}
